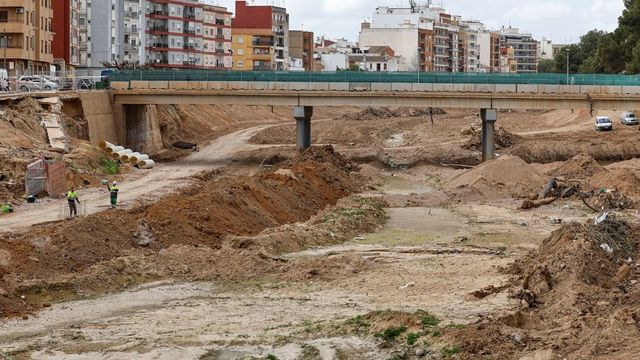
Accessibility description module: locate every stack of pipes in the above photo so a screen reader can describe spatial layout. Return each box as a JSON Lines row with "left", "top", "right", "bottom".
{"left": 98, "top": 140, "right": 156, "bottom": 169}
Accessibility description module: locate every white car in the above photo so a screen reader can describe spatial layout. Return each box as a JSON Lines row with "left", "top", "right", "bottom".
{"left": 17, "top": 76, "right": 59, "bottom": 92}
{"left": 595, "top": 116, "right": 613, "bottom": 131}
{"left": 620, "top": 112, "right": 638, "bottom": 125}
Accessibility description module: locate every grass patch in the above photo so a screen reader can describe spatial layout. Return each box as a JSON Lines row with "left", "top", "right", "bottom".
{"left": 97, "top": 156, "right": 119, "bottom": 175}
{"left": 266, "top": 355, "right": 279, "bottom": 360}
{"left": 297, "top": 344, "right": 321, "bottom": 360}
{"left": 406, "top": 332, "right": 422, "bottom": 346}
{"left": 440, "top": 346, "right": 461, "bottom": 359}
{"left": 431, "top": 329, "right": 442, "bottom": 338}
{"left": 344, "top": 315, "right": 370, "bottom": 333}
{"left": 375, "top": 326, "right": 407, "bottom": 342}
{"left": 420, "top": 312, "right": 440, "bottom": 329}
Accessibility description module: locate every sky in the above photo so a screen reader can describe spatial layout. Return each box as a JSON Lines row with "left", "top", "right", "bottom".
{"left": 207, "top": 0, "right": 625, "bottom": 44}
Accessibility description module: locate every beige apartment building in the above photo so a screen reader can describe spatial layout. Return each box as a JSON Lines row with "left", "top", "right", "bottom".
{"left": 0, "top": 0, "right": 54, "bottom": 75}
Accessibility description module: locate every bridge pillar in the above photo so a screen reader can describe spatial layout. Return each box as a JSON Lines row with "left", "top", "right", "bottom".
{"left": 481, "top": 109, "right": 498, "bottom": 162}
{"left": 294, "top": 106, "right": 313, "bottom": 150}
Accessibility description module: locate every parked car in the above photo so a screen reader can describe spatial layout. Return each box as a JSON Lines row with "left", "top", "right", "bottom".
{"left": 620, "top": 112, "right": 638, "bottom": 125}
{"left": 17, "top": 76, "right": 59, "bottom": 91}
{"left": 595, "top": 116, "right": 613, "bottom": 131}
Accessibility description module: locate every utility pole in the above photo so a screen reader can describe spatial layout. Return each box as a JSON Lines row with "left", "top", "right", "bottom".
{"left": 566, "top": 48, "right": 570, "bottom": 85}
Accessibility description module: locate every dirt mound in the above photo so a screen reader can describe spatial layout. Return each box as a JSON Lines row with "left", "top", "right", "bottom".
{"left": 446, "top": 156, "right": 547, "bottom": 199}
{"left": 339, "top": 107, "right": 446, "bottom": 121}
{"left": 446, "top": 218, "right": 640, "bottom": 359}
{"left": 588, "top": 167, "right": 640, "bottom": 199}
{"left": 551, "top": 153, "right": 605, "bottom": 180}
{"left": 0, "top": 146, "right": 382, "bottom": 318}
{"left": 462, "top": 124, "right": 522, "bottom": 151}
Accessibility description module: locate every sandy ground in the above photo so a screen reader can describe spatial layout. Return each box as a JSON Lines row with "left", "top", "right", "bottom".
{"left": 2, "top": 107, "right": 640, "bottom": 359}
{"left": 0, "top": 161, "right": 595, "bottom": 359}
{"left": 0, "top": 125, "right": 276, "bottom": 234}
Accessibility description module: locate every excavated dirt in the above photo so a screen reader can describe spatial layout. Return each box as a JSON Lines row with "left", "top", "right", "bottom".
{"left": 550, "top": 153, "right": 605, "bottom": 181}
{"left": 446, "top": 156, "right": 548, "bottom": 200}
{"left": 338, "top": 106, "right": 446, "bottom": 121}
{"left": 588, "top": 168, "right": 640, "bottom": 199}
{"left": 0, "top": 146, "right": 385, "bottom": 318}
{"left": 444, "top": 218, "right": 640, "bottom": 360}
{"left": 462, "top": 123, "right": 522, "bottom": 151}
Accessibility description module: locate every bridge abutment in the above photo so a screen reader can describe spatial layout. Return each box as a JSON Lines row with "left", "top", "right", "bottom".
{"left": 294, "top": 106, "right": 313, "bottom": 150}
{"left": 481, "top": 108, "right": 498, "bottom": 162}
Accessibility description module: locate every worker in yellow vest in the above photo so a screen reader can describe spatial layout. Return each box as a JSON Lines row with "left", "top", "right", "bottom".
{"left": 66, "top": 187, "right": 80, "bottom": 218}
{"left": 108, "top": 181, "right": 119, "bottom": 208}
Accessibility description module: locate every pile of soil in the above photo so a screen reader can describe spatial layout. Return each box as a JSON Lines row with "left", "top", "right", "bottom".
{"left": 551, "top": 153, "right": 605, "bottom": 180}
{"left": 462, "top": 123, "right": 522, "bottom": 151}
{"left": 339, "top": 107, "right": 445, "bottom": 121}
{"left": 446, "top": 156, "right": 547, "bottom": 199}
{"left": 588, "top": 168, "right": 640, "bottom": 199}
{"left": 0, "top": 146, "right": 383, "bottom": 318}
{"left": 447, "top": 218, "right": 640, "bottom": 359}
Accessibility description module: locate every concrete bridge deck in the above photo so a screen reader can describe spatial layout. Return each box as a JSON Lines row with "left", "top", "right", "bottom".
{"left": 112, "top": 89, "right": 640, "bottom": 111}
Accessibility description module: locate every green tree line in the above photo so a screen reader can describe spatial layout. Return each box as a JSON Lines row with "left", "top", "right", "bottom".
{"left": 540, "top": 0, "right": 640, "bottom": 74}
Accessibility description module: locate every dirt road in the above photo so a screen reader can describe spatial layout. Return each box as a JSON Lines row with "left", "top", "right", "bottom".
{"left": 0, "top": 125, "right": 275, "bottom": 234}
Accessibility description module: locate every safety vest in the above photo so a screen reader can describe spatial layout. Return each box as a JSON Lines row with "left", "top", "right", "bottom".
{"left": 109, "top": 186, "right": 119, "bottom": 193}
{"left": 67, "top": 191, "right": 78, "bottom": 201}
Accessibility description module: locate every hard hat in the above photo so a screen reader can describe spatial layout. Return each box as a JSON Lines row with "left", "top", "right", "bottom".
{"left": 112, "top": 181, "right": 117, "bottom": 185}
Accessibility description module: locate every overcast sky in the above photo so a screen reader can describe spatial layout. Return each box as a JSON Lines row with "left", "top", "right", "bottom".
{"left": 208, "top": 0, "right": 625, "bottom": 44}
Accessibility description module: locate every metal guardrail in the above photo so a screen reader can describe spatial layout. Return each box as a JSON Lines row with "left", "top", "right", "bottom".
{"left": 109, "top": 70, "right": 640, "bottom": 86}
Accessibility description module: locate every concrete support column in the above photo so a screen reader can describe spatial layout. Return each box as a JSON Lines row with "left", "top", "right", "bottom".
{"left": 294, "top": 106, "right": 313, "bottom": 151}
{"left": 481, "top": 108, "right": 498, "bottom": 162}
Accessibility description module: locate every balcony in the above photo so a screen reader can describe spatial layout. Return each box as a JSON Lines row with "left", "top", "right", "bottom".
{"left": 125, "top": 11, "right": 138, "bottom": 18}
{"left": 253, "top": 64, "right": 271, "bottom": 71}
{"left": 0, "top": 22, "right": 29, "bottom": 34}
{"left": 252, "top": 39, "right": 274, "bottom": 47}
{"left": 151, "top": 10, "right": 169, "bottom": 16}
{"left": 215, "top": 18, "right": 225, "bottom": 25}
{"left": 183, "top": 60, "right": 199, "bottom": 66}
{"left": 274, "top": 31, "right": 285, "bottom": 36}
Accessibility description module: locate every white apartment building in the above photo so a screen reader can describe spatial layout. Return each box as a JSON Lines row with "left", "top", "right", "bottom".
{"left": 78, "top": 0, "right": 231, "bottom": 69}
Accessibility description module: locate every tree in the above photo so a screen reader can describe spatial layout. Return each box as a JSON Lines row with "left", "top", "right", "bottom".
{"left": 537, "top": 59, "right": 556, "bottom": 73}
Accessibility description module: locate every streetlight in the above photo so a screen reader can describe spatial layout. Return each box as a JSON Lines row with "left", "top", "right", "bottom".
{"left": 566, "top": 48, "right": 570, "bottom": 85}
{"left": 2, "top": 29, "right": 10, "bottom": 72}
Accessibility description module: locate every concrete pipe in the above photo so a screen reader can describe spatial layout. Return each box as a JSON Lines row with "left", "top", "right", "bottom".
{"left": 123, "top": 152, "right": 142, "bottom": 164}
{"left": 129, "top": 153, "right": 149, "bottom": 163}
{"left": 138, "top": 159, "right": 156, "bottom": 169}
{"left": 120, "top": 151, "right": 138, "bottom": 163}
{"left": 98, "top": 140, "right": 113, "bottom": 149}
{"left": 113, "top": 149, "right": 133, "bottom": 161}
{"left": 105, "top": 145, "right": 124, "bottom": 154}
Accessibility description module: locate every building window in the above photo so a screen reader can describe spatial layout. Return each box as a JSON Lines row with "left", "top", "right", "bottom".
{"left": 0, "top": 11, "right": 7, "bottom": 23}
{"left": 237, "top": 48, "right": 243, "bottom": 56}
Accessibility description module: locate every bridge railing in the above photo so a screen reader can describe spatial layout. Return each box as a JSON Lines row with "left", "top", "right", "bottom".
{"left": 109, "top": 70, "right": 640, "bottom": 86}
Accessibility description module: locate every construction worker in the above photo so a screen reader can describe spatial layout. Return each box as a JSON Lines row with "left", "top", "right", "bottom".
{"left": 108, "top": 181, "right": 119, "bottom": 208}
{"left": 66, "top": 187, "right": 80, "bottom": 218}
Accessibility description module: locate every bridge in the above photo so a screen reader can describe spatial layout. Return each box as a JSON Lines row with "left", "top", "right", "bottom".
{"left": 112, "top": 84, "right": 640, "bottom": 162}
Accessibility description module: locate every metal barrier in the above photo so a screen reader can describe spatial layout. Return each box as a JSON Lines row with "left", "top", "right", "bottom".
{"left": 109, "top": 70, "right": 640, "bottom": 86}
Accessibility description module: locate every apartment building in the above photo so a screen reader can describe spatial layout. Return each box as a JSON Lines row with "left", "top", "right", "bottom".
{"left": 231, "top": 0, "right": 289, "bottom": 71}
{"left": 500, "top": 26, "right": 539, "bottom": 73}
{"left": 202, "top": 4, "right": 232, "bottom": 70}
{"left": 0, "top": 0, "right": 54, "bottom": 75}
{"left": 52, "top": 0, "right": 80, "bottom": 71}
{"left": 463, "top": 20, "right": 500, "bottom": 73}
{"left": 123, "top": 0, "right": 141, "bottom": 63}
{"left": 289, "top": 30, "right": 313, "bottom": 71}
{"left": 359, "top": 5, "right": 462, "bottom": 72}
{"left": 142, "top": 0, "right": 205, "bottom": 68}
{"left": 78, "top": 0, "right": 121, "bottom": 68}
